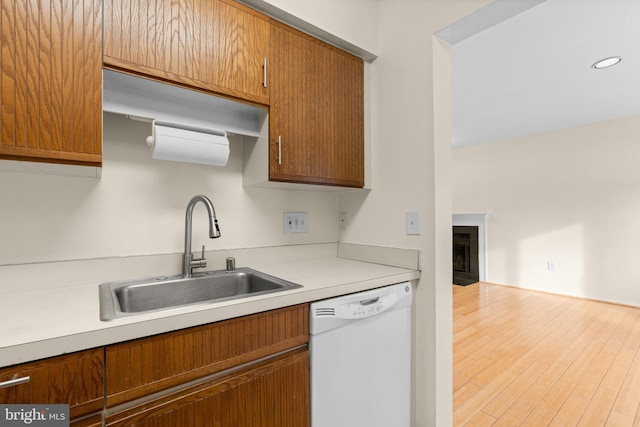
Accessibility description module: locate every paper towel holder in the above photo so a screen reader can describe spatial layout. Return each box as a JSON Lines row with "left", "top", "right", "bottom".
{"left": 123, "top": 115, "right": 156, "bottom": 147}
{"left": 145, "top": 120, "right": 227, "bottom": 148}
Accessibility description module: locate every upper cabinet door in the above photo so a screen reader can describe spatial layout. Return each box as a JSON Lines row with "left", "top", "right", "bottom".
{"left": 103, "top": 0, "right": 270, "bottom": 106}
{"left": 269, "top": 22, "right": 364, "bottom": 188}
{"left": 0, "top": 0, "right": 102, "bottom": 166}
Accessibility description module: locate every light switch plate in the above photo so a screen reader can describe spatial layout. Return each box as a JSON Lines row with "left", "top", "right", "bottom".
{"left": 284, "top": 212, "right": 308, "bottom": 233}
{"left": 406, "top": 209, "right": 421, "bottom": 235}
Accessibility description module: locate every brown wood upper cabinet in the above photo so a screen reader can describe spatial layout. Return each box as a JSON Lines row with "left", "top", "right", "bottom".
{"left": 0, "top": 348, "right": 104, "bottom": 423}
{"left": 269, "top": 21, "right": 365, "bottom": 188}
{"left": 0, "top": 0, "right": 102, "bottom": 166}
{"left": 103, "top": 0, "right": 270, "bottom": 106}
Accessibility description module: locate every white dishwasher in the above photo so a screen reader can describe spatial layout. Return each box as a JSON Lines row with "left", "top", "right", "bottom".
{"left": 310, "top": 282, "right": 412, "bottom": 427}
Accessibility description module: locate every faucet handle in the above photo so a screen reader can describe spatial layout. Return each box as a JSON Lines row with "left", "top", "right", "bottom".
{"left": 190, "top": 245, "right": 207, "bottom": 270}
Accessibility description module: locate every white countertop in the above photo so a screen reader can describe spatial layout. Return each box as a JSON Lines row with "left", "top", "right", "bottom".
{"left": 0, "top": 243, "right": 420, "bottom": 367}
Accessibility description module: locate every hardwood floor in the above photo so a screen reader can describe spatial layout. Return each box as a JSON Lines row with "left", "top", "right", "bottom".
{"left": 453, "top": 282, "right": 640, "bottom": 426}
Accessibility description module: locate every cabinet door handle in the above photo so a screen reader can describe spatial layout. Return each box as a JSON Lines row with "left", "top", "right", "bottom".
{"left": 262, "top": 57, "right": 267, "bottom": 88}
{"left": 0, "top": 375, "right": 30, "bottom": 389}
{"left": 277, "top": 136, "right": 282, "bottom": 165}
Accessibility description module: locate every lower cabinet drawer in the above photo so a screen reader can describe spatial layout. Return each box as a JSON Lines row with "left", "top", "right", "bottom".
{"left": 105, "top": 347, "right": 310, "bottom": 427}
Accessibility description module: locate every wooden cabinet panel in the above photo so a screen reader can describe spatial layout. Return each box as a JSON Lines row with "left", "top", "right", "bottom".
{"left": 0, "top": 348, "right": 104, "bottom": 420}
{"left": 269, "top": 21, "right": 364, "bottom": 187}
{"left": 215, "top": 0, "right": 270, "bottom": 102}
{"left": 103, "top": 0, "right": 270, "bottom": 105}
{"left": 106, "top": 348, "right": 310, "bottom": 427}
{"left": 106, "top": 304, "right": 309, "bottom": 407}
{"left": 0, "top": 0, "right": 102, "bottom": 166}
{"left": 71, "top": 414, "right": 103, "bottom": 427}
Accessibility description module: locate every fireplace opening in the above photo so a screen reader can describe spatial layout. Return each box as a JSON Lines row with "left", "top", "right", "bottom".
{"left": 453, "top": 226, "right": 480, "bottom": 286}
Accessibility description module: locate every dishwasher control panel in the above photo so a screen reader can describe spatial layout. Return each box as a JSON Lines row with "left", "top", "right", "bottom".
{"left": 310, "top": 282, "right": 413, "bottom": 332}
{"left": 337, "top": 291, "right": 399, "bottom": 319}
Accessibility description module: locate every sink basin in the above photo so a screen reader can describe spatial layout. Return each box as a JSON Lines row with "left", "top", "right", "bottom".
{"left": 99, "top": 267, "right": 302, "bottom": 321}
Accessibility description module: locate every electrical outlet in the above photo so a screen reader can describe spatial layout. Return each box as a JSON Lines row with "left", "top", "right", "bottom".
{"left": 406, "top": 209, "right": 421, "bottom": 235}
{"left": 339, "top": 212, "right": 347, "bottom": 230}
{"left": 284, "top": 212, "right": 308, "bottom": 233}
{"left": 547, "top": 260, "right": 556, "bottom": 272}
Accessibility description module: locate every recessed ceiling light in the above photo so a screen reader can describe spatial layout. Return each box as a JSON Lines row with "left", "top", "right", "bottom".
{"left": 592, "top": 56, "right": 622, "bottom": 69}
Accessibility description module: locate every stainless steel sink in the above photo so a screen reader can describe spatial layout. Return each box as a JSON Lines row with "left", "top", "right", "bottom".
{"left": 99, "top": 267, "right": 302, "bottom": 321}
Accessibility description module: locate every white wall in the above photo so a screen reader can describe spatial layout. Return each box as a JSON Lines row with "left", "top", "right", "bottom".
{"left": 453, "top": 114, "right": 640, "bottom": 306}
{"left": 261, "top": 0, "right": 379, "bottom": 54}
{"left": 0, "top": 113, "right": 339, "bottom": 269}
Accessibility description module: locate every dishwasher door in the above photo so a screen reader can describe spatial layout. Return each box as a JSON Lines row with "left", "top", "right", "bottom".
{"left": 309, "top": 282, "right": 412, "bottom": 427}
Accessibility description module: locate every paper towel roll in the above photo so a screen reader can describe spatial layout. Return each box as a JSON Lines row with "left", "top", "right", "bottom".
{"left": 149, "top": 121, "right": 230, "bottom": 166}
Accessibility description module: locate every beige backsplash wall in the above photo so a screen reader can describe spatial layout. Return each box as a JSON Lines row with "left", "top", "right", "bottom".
{"left": 0, "top": 112, "right": 340, "bottom": 268}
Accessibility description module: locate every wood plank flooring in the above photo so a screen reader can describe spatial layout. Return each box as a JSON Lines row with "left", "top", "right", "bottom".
{"left": 453, "top": 282, "right": 640, "bottom": 426}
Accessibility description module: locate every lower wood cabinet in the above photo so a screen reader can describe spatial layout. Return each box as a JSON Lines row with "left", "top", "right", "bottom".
{"left": 0, "top": 348, "right": 104, "bottom": 423}
{"left": 70, "top": 414, "right": 104, "bottom": 427}
{"left": 106, "top": 347, "right": 309, "bottom": 427}
{"left": 105, "top": 304, "right": 310, "bottom": 426}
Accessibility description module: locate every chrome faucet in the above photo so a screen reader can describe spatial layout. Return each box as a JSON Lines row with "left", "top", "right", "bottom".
{"left": 183, "top": 195, "right": 221, "bottom": 277}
